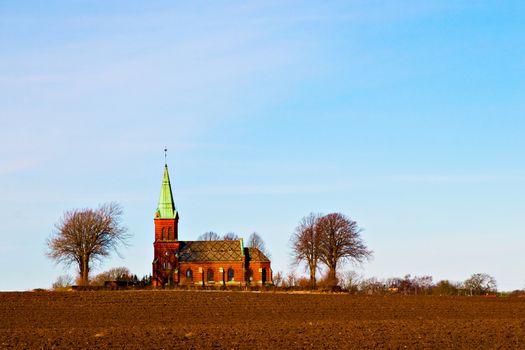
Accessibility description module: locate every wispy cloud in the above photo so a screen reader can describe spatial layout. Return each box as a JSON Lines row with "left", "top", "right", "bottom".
{"left": 179, "top": 183, "right": 356, "bottom": 196}
{"left": 0, "top": 158, "right": 43, "bottom": 176}
{"left": 384, "top": 173, "right": 524, "bottom": 184}
{"left": 179, "top": 171, "right": 525, "bottom": 196}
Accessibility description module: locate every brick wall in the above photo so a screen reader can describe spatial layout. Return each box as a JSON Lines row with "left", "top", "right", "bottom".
{"left": 178, "top": 262, "right": 245, "bottom": 286}
{"left": 152, "top": 220, "right": 274, "bottom": 287}
{"left": 246, "top": 261, "right": 273, "bottom": 285}
{"left": 154, "top": 218, "right": 178, "bottom": 241}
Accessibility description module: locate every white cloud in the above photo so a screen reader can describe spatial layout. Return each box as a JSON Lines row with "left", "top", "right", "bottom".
{"left": 179, "top": 183, "right": 356, "bottom": 196}
{"left": 385, "top": 173, "right": 523, "bottom": 184}
{"left": 0, "top": 159, "right": 43, "bottom": 176}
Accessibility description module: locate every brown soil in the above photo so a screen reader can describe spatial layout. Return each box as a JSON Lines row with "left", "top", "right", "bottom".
{"left": 1, "top": 291, "right": 524, "bottom": 349}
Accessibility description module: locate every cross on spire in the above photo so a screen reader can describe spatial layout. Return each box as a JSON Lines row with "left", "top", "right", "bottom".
{"left": 164, "top": 147, "right": 167, "bottom": 165}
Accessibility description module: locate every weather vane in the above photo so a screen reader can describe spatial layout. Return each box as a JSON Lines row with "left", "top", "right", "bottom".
{"left": 164, "top": 147, "right": 168, "bottom": 165}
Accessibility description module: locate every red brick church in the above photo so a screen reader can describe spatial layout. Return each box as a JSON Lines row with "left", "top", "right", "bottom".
{"left": 152, "top": 164, "right": 272, "bottom": 287}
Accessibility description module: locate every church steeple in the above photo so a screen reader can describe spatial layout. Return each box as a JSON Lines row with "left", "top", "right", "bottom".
{"left": 156, "top": 164, "right": 178, "bottom": 219}
{"left": 152, "top": 152, "right": 181, "bottom": 287}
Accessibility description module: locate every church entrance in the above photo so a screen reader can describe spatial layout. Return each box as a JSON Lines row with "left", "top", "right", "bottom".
{"left": 261, "top": 268, "right": 267, "bottom": 285}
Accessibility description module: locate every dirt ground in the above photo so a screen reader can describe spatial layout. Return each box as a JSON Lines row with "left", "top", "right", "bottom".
{"left": 1, "top": 291, "right": 525, "bottom": 349}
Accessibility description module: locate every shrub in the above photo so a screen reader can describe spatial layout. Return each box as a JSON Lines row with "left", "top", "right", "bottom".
{"left": 52, "top": 274, "right": 74, "bottom": 290}
{"left": 433, "top": 280, "right": 459, "bottom": 296}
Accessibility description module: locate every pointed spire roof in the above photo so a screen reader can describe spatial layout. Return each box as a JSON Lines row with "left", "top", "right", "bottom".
{"left": 156, "top": 164, "right": 178, "bottom": 219}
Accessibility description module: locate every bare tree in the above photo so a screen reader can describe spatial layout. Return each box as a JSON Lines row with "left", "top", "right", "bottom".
{"left": 413, "top": 275, "right": 433, "bottom": 295}
{"left": 337, "top": 270, "right": 363, "bottom": 293}
{"left": 247, "top": 232, "right": 271, "bottom": 257}
{"left": 283, "top": 271, "right": 298, "bottom": 288}
{"left": 317, "top": 213, "right": 372, "bottom": 287}
{"left": 198, "top": 231, "right": 220, "bottom": 240}
{"left": 273, "top": 271, "right": 284, "bottom": 287}
{"left": 359, "top": 277, "right": 386, "bottom": 295}
{"left": 464, "top": 273, "right": 497, "bottom": 295}
{"left": 223, "top": 232, "right": 240, "bottom": 240}
{"left": 46, "top": 203, "right": 129, "bottom": 286}
{"left": 91, "top": 266, "right": 131, "bottom": 286}
{"left": 51, "top": 274, "right": 74, "bottom": 290}
{"left": 291, "top": 213, "right": 322, "bottom": 288}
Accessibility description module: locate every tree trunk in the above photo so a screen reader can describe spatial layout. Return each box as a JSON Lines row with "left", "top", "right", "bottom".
{"left": 80, "top": 257, "right": 89, "bottom": 286}
{"left": 308, "top": 263, "right": 316, "bottom": 289}
{"left": 327, "top": 265, "right": 338, "bottom": 288}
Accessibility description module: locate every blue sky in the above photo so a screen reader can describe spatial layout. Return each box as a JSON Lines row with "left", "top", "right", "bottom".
{"left": 1, "top": 1, "right": 524, "bottom": 291}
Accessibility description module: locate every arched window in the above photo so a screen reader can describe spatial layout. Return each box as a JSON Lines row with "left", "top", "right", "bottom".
{"left": 227, "top": 268, "right": 234, "bottom": 282}
{"left": 167, "top": 227, "right": 172, "bottom": 240}
{"left": 167, "top": 262, "right": 171, "bottom": 269}
{"left": 162, "top": 261, "right": 166, "bottom": 270}
{"left": 207, "top": 268, "right": 214, "bottom": 282}
{"left": 186, "top": 269, "right": 193, "bottom": 281}
{"left": 161, "top": 227, "right": 165, "bottom": 240}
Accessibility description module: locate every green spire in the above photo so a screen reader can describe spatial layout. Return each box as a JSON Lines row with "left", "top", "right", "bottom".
{"left": 156, "top": 165, "right": 178, "bottom": 219}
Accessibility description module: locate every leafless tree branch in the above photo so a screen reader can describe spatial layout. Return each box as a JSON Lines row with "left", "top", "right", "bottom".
{"left": 46, "top": 202, "right": 130, "bottom": 285}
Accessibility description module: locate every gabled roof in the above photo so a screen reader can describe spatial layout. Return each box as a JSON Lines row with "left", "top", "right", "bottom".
{"left": 245, "top": 247, "right": 270, "bottom": 262}
{"left": 178, "top": 240, "right": 244, "bottom": 262}
{"left": 156, "top": 165, "right": 178, "bottom": 219}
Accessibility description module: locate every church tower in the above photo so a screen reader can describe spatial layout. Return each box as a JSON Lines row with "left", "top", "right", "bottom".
{"left": 152, "top": 164, "right": 180, "bottom": 287}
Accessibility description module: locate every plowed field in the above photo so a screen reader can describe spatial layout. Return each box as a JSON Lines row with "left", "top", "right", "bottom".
{"left": 1, "top": 291, "right": 525, "bottom": 349}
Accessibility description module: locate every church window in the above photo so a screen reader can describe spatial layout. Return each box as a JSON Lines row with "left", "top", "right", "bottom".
{"left": 186, "top": 269, "right": 193, "bottom": 281}
{"left": 167, "top": 262, "right": 171, "bottom": 269}
{"left": 207, "top": 268, "right": 214, "bottom": 282}
{"left": 162, "top": 261, "right": 166, "bottom": 270}
{"left": 168, "top": 227, "right": 172, "bottom": 240}
{"left": 227, "top": 268, "right": 234, "bottom": 282}
{"left": 161, "top": 228, "right": 165, "bottom": 240}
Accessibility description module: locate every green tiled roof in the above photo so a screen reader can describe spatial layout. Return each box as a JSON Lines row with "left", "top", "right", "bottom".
{"left": 156, "top": 165, "right": 178, "bottom": 219}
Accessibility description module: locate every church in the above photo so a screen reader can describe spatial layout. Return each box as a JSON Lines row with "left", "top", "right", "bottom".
{"left": 152, "top": 164, "right": 272, "bottom": 287}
